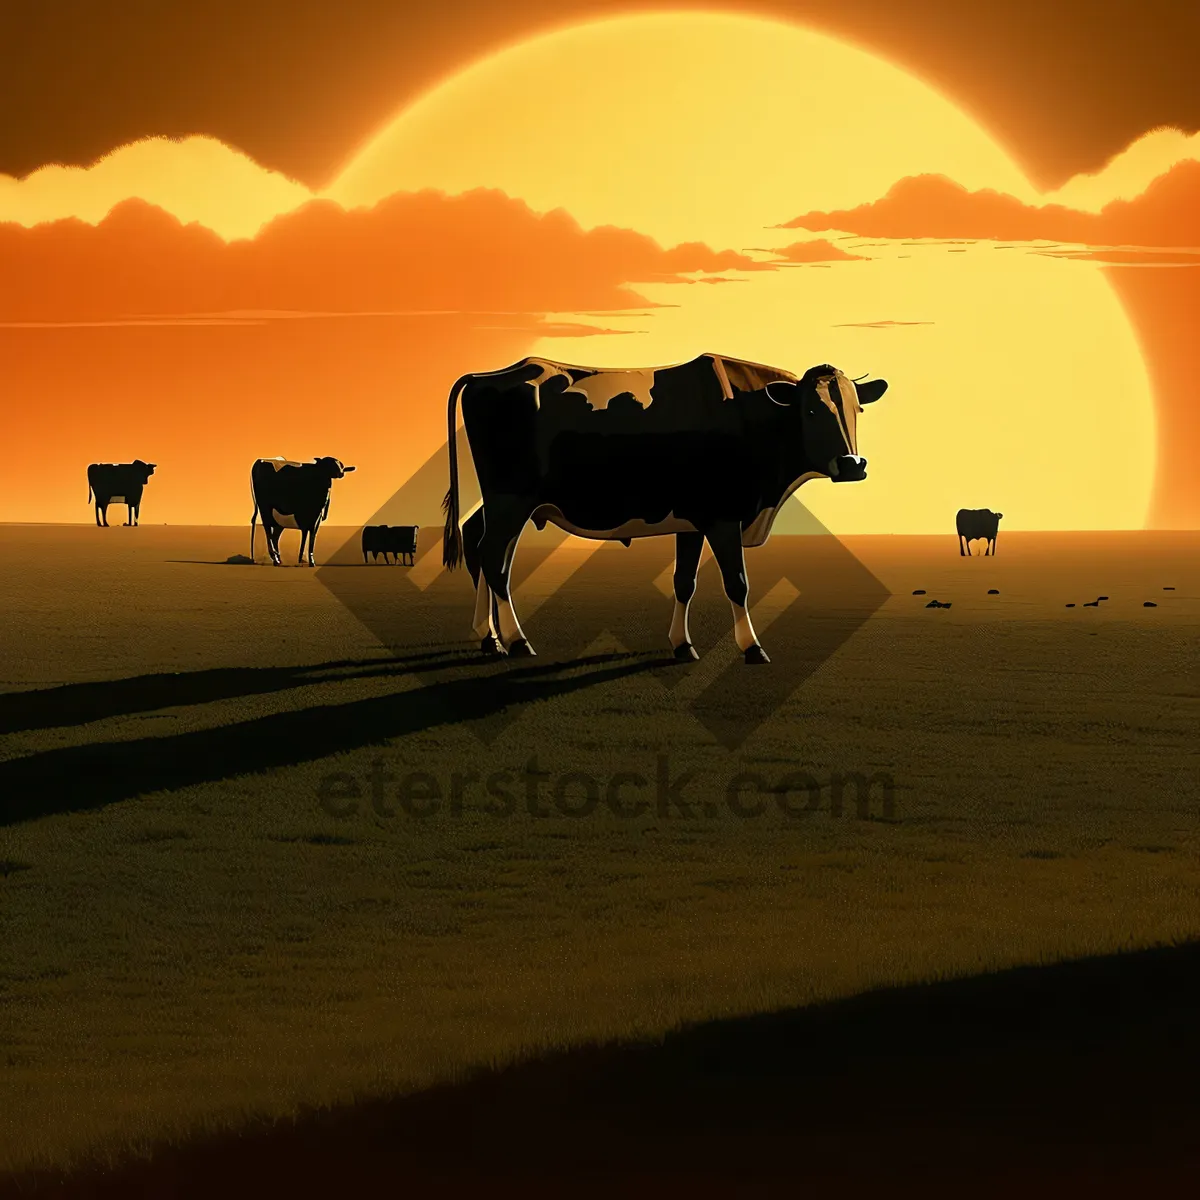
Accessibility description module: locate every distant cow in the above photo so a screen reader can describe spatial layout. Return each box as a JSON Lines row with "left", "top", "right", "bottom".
{"left": 250, "top": 457, "right": 356, "bottom": 566}
{"left": 957, "top": 508, "right": 1003, "bottom": 556}
{"left": 362, "top": 525, "right": 419, "bottom": 565}
{"left": 87, "top": 461, "right": 156, "bottom": 526}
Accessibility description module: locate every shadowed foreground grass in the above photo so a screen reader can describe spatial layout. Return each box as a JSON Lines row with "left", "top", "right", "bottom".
{"left": 6, "top": 940, "right": 1200, "bottom": 1198}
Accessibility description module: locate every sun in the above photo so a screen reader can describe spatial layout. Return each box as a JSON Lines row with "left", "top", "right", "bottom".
{"left": 329, "top": 13, "right": 1038, "bottom": 249}
{"left": 328, "top": 12, "right": 1155, "bottom": 534}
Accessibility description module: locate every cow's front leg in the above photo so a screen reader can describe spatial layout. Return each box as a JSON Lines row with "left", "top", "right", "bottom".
{"left": 705, "top": 520, "right": 769, "bottom": 665}
{"left": 307, "top": 522, "right": 320, "bottom": 567}
{"left": 479, "top": 495, "right": 535, "bottom": 656}
{"left": 669, "top": 531, "right": 703, "bottom": 661}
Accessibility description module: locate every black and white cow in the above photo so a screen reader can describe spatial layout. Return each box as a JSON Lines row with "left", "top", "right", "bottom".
{"left": 956, "top": 508, "right": 1003, "bottom": 556}
{"left": 362, "top": 524, "right": 419, "bottom": 565}
{"left": 442, "top": 353, "right": 887, "bottom": 662}
{"left": 250, "top": 457, "right": 356, "bottom": 566}
{"left": 87, "top": 460, "right": 156, "bottom": 526}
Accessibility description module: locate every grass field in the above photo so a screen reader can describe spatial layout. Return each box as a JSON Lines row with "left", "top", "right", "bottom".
{"left": 1, "top": 522, "right": 1198, "bottom": 1183}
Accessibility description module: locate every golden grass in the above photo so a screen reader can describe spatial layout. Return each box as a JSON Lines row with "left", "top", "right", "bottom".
{"left": 1, "top": 525, "right": 1198, "bottom": 1172}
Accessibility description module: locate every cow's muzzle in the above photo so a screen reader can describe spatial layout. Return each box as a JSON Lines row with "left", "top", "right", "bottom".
{"left": 828, "top": 454, "right": 867, "bottom": 482}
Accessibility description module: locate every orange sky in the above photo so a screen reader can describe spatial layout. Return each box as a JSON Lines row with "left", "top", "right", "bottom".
{"left": 0, "top": 191, "right": 801, "bottom": 526}
{"left": 1, "top": 9, "right": 1198, "bottom": 530}
{"left": 3, "top": 135, "right": 1197, "bottom": 527}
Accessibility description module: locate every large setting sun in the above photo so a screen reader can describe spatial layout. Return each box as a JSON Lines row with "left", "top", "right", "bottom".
{"left": 330, "top": 12, "right": 1156, "bottom": 535}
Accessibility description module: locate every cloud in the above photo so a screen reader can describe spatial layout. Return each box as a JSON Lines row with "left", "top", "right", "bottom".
{"left": 0, "top": 136, "right": 313, "bottom": 240}
{"left": 0, "top": 188, "right": 775, "bottom": 324}
{"left": 765, "top": 240, "right": 869, "bottom": 265}
{"left": 832, "top": 320, "right": 934, "bottom": 328}
{"left": 1043, "top": 127, "right": 1200, "bottom": 212}
{"left": 778, "top": 160, "right": 1200, "bottom": 253}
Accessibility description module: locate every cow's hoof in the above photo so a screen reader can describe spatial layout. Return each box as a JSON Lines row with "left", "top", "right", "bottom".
{"left": 507, "top": 638, "right": 536, "bottom": 658}
{"left": 480, "top": 635, "right": 505, "bottom": 656}
{"left": 744, "top": 645, "right": 771, "bottom": 665}
{"left": 672, "top": 642, "right": 699, "bottom": 662}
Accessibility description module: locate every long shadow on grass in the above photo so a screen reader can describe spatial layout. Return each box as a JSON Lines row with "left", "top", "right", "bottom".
{"left": 8, "top": 940, "right": 1200, "bottom": 1198}
{"left": 0, "top": 652, "right": 665, "bottom": 827}
{"left": 0, "top": 649, "right": 470, "bottom": 735}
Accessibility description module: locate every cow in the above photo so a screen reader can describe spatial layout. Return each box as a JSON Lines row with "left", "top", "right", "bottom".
{"left": 87, "top": 461, "right": 157, "bottom": 526}
{"left": 362, "top": 524, "right": 419, "bottom": 565}
{"left": 250, "top": 457, "right": 356, "bottom": 566}
{"left": 441, "top": 353, "right": 887, "bottom": 662}
{"left": 956, "top": 508, "right": 1003, "bottom": 556}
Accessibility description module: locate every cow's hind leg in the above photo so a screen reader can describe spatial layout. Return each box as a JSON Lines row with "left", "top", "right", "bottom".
{"left": 462, "top": 508, "right": 502, "bottom": 654}
{"left": 705, "top": 520, "right": 769, "bottom": 664}
{"left": 669, "top": 531, "right": 703, "bottom": 661}
{"left": 479, "top": 495, "right": 535, "bottom": 656}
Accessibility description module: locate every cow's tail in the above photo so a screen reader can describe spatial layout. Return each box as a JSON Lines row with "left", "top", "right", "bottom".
{"left": 442, "top": 374, "right": 473, "bottom": 570}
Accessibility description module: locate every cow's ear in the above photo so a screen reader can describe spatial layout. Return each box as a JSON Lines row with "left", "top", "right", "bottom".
{"left": 855, "top": 379, "right": 888, "bottom": 405}
{"left": 343, "top": 465, "right": 357, "bottom": 472}
{"left": 765, "top": 381, "right": 796, "bottom": 406}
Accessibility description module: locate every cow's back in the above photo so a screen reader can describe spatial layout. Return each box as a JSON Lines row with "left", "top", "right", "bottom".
{"left": 88, "top": 462, "right": 139, "bottom": 496}
{"left": 252, "top": 459, "right": 329, "bottom": 516}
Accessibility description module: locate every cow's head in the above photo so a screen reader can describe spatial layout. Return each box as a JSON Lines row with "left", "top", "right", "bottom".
{"left": 132, "top": 459, "right": 157, "bottom": 482}
{"left": 766, "top": 365, "right": 887, "bottom": 482}
{"left": 315, "top": 457, "right": 356, "bottom": 479}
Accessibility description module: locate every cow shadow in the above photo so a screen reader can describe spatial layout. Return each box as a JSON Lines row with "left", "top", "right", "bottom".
{"left": 0, "top": 652, "right": 670, "bottom": 827}
{"left": 0, "top": 649, "right": 472, "bottom": 735}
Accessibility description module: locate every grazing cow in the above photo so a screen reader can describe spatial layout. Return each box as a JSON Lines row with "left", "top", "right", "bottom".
{"left": 956, "top": 508, "right": 1003, "bottom": 556}
{"left": 87, "top": 460, "right": 156, "bottom": 526}
{"left": 442, "top": 353, "right": 887, "bottom": 662}
{"left": 362, "top": 524, "right": 419, "bottom": 565}
{"left": 250, "top": 457, "right": 356, "bottom": 566}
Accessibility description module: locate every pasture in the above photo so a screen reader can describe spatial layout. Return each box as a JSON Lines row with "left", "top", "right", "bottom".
{"left": 1, "top": 522, "right": 1198, "bottom": 1184}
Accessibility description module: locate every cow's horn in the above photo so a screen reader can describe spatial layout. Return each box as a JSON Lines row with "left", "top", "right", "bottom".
{"left": 851, "top": 373, "right": 869, "bottom": 382}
